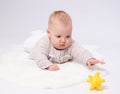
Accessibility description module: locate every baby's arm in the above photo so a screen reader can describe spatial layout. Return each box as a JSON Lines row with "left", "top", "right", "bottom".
{"left": 71, "top": 42, "right": 93, "bottom": 65}
{"left": 86, "top": 58, "right": 105, "bottom": 67}
{"left": 29, "top": 35, "right": 54, "bottom": 70}
{"left": 71, "top": 42, "right": 105, "bottom": 66}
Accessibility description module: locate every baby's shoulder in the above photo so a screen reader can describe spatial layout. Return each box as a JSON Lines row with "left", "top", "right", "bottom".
{"left": 70, "top": 40, "right": 83, "bottom": 49}
{"left": 36, "top": 33, "right": 50, "bottom": 47}
{"left": 37, "top": 33, "right": 49, "bottom": 42}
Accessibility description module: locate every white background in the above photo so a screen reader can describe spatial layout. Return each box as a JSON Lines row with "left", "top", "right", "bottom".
{"left": 0, "top": 0, "right": 120, "bottom": 94}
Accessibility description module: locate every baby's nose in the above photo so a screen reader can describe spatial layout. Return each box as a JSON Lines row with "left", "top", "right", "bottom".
{"left": 61, "top": 38, "right": 66, "bottom": 43}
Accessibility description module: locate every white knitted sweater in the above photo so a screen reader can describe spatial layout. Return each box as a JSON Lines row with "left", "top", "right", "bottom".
{"left": 30, "top": 34, "right": 93, "bottom": 69}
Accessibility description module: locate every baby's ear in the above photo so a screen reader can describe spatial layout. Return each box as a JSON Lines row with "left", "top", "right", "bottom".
{"left": 47, "top": 29, "right": 50, "bottom": 36}
{"left": 47, "top": 29, "right": 50, "bottom": 34}
{"left": 47, "top": 28, "right": 49, "bottom": 33}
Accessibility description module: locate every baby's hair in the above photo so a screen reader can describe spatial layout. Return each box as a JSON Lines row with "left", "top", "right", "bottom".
{"left": 48, "top": 10, "right": 72, "bottom": 29}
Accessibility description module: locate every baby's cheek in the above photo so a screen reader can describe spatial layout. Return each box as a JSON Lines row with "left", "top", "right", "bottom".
{"left": 68, "top": 40, "right": 72, "bottom": 45}
{"left": 55, "top": 39, "right": 59, "bottom": 43}
{"left": 52, "top": 38, "right": 58, "bottom": 43}
{"left": 54, "top": 40, "right": 59, "bottom": 46}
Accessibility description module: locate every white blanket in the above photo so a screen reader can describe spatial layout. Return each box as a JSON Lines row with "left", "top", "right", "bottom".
{"left": 0, "top": 45, "right": 107, "bottom": 88}
{"left": 0, "top": 30, "right": 108, "bottom": 88}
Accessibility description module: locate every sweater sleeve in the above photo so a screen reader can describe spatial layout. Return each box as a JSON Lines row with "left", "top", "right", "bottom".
{"left": 71, "top": 42, "right": 94, "bottom": 65}
{"left": 29, "top": 35, "right": 53, "bottom": 69}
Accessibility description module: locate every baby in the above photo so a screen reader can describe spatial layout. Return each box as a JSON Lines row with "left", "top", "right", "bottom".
{"left": 30, "top": 10, "right": 105, "bottom": 71}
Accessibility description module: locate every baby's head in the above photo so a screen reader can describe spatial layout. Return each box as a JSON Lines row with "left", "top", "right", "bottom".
{"left": 47, "top": 10, "right": 72, "bottom": 50}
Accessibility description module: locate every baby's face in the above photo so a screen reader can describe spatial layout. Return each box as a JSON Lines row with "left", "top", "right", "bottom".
{"left": 48, "top": 22, "right": 72, "bottom": 50}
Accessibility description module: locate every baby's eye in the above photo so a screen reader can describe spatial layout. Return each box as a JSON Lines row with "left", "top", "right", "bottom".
{"left": 66, "top": 35, "right": 70, "bottom": 38}
{"left": 56, "top": 35, "right": 61, "bottom": 38}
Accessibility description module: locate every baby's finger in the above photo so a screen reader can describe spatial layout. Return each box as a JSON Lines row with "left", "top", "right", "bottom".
{"left": 87, "top": 62, "right": 91, "bottom": 67}
{"left": 95, "top": 60, "right": 106, "bottom": 64}
{"left": 99, "top": 61, "right": 106, "bottom": 64}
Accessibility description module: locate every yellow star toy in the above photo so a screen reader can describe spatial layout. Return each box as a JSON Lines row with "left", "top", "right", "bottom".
{"left": 87, "top": 71, "right": 105, "bottom": 90}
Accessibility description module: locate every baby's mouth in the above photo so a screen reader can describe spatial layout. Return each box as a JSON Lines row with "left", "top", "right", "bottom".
{"left": 60, "top": 44, "right": 65, "bottom": 46}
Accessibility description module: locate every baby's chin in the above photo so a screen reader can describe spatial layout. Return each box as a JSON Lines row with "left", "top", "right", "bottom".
{"left": 54, "top": 45, "right": 69, "bottom": 50}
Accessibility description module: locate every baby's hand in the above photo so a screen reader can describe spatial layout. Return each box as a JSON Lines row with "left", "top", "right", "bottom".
{"left": 46, "top": 64, "right": 59, "bottom": 71}
{"left": 86, "top": 58, "right": 105, "bottom": 67}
